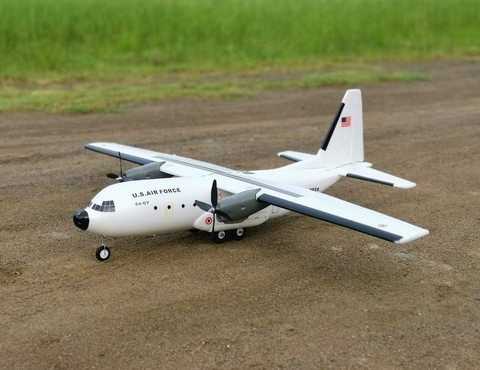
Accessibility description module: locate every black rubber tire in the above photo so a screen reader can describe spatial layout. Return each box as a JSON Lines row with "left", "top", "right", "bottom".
{"left": 95, "top": 246, "right": 111, "bottom": 261}
{"left": 212, "top": 230, "right": 229, "bottom": 244}
{"left": 232, "top": 228, "right": 246, "bottom": 241}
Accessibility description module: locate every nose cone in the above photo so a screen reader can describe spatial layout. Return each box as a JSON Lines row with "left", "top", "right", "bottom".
{"left": 73, "top": 209, "right": 89, "bottom": 231}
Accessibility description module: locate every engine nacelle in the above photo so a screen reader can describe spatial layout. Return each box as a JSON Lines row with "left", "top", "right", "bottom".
{"left": 123, "top": 162, "right": 172, "bottom": 180}
{"left": 217, "top": 188, "right": 267, "bottom": 223}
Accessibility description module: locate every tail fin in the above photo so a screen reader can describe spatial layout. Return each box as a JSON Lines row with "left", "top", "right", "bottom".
{"left": 289, "top": 89, "right": 364, "bottom": 169}
{"left": 318, "top": 89, "right": 364, "bottom": 166}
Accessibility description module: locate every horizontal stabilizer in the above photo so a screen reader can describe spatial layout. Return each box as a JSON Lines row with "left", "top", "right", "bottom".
{"left": 278, "top": 151, "right": 315, "bottom": 162}
{"left": 334, "top": 162, "right": 416, "bottom": 189}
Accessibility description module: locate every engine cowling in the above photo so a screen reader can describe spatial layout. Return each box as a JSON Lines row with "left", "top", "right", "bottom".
{"left": 216, "top": 189, "right": 267, "bottom": 223}
{"left": 123, "top": 162, "right": 172, "bottom": 180}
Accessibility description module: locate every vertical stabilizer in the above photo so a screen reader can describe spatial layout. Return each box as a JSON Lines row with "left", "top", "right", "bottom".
{"left": 319, "top": 89, "right": 364, "bottom": 165}
{"left": 287, "top": 89, "right": 364, "bottom": 169}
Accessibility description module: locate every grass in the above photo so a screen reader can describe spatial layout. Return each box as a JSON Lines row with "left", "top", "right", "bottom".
{"left": 0, "top": 0, "right": 477, "bottom": 112}
{"left": 0, "top": 70, "right": 429, "bottom": 113}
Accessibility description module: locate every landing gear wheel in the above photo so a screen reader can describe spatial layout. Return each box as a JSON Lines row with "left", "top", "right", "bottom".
{"left": 95, "top": 245, "right": 111, "bottom": 261}
{"left": 232, "top": 228, "right": 246, "bottom": 241}
{"left": 213, "top": 230, "right": 229, "bottom": 244}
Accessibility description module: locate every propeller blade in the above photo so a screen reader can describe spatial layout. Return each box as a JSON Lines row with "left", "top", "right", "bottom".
{"left": 196, "top": 179, "right": 231, "bottom": 237}
{"left": 107, "top": 173, "right": 118, "bottom": 179}
{"left": 195, "top": 200, "right": 212, "bottom": 213}
{"left": 211, "top": 179, "right": 218, "bottom": 208}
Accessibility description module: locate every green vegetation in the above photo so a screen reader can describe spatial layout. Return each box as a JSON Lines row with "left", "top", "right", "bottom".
{"left": 0, "top": 0, "right": 477, "bottom": 112}
{"left": 0, "top": 71, "right": 429, "bottom": 113}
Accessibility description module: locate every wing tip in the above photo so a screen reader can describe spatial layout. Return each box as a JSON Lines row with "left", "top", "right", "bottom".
{"left": 393, "top": 181, "right": 416, "bottom": 189}
{"left": 394, "top": 228, "right": 430, "bottom": 244}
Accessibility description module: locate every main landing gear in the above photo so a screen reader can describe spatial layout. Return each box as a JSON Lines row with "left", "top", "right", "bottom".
{"left": 95, "top": 244, "right": 111, "bottom": 261}
{"left": 212, "top": 228, "right": 246, "bottom": 244}
{"left": 232, "top": 228, "right": 246, "bottom": 241}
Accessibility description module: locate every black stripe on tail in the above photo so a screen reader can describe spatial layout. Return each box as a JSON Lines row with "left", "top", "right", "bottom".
{"left": 321, "top": 102, "right": 345, "bottom": 151}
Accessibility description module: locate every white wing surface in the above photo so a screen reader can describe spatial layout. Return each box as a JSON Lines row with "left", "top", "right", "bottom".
{"left": 256, "top": 188, "right": 428, "bottom": 244}
{"left": 85, "top": 142, "right": 234, "bottom": 177}
{"left": 209, "top": 172, "right": 428, "bottom": 244}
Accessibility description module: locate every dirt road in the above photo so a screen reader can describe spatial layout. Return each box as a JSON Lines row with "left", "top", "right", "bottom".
{"left": 1, "top": 61, "right": 480, "bottom": 369}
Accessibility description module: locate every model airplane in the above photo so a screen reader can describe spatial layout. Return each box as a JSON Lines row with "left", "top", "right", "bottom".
{"left": 73, "top": 89, "right": 428, "bottom": 261}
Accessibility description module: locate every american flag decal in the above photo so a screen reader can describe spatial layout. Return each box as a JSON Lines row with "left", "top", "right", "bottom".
{"left": 341, "top": 116, "right": 351, "bottom": 128}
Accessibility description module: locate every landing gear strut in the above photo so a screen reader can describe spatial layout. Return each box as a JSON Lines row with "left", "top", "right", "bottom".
{"left": 95, "top": 245, "right": 111, "bottom": 261}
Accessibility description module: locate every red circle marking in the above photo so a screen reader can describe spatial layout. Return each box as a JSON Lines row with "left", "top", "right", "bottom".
{"left": 378, "top": 224, "right": 388, "bottom": 228}
{"left": 205, "top": 216, "right": 213, "bottom": 225}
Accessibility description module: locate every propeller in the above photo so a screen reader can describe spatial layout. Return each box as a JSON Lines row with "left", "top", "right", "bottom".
{"left": 195, "top": 179, "right": 233, "bottom": 235}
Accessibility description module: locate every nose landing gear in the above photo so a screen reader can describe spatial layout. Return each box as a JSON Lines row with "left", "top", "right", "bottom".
{"left": 95, "top": 244, "right": 111, "bottom": 261}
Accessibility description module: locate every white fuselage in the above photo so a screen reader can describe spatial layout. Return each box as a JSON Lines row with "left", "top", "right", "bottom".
{"left": 84, "top": 168, "right": 340, "bottom": 237}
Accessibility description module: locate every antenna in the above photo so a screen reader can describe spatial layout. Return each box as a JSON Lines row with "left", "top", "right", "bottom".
{"left": 118, "top": 151, "right": 124, "bottom": 179}
{"left": 106, "top": 151, "right": 125, "bottom": 181}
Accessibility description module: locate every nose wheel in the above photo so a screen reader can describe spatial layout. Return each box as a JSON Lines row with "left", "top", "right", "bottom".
{"left": 95, "top": 245, "right": 111, "bottom": 261}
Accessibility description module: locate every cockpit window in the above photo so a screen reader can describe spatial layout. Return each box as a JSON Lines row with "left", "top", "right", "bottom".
{"left": 102, "top": 200, "right": 116, "bottom": 212}
{"left": 87, "top": 200, "right": 116, "bottom": 212}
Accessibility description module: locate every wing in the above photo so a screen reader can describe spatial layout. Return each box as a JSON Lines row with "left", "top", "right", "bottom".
{"left": 204, "top": 171, "right": 428, "bottom": 244}
{"left": 257, "top": 187, "right": 428, "bottom": 244}
{"left": 85, "top": 142, "right": 234, "bottom": 177}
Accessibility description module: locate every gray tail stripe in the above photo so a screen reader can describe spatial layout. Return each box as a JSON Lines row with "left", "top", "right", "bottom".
{"left": 278, "top": 153, "right": 302, "bottom": 163}
{"left": 346, "top": 173, "right": 394, "bottom": 187}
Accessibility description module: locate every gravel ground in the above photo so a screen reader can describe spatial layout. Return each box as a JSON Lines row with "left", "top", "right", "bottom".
{"left": 1, "top": 61, "right": 480, "bottom": 369}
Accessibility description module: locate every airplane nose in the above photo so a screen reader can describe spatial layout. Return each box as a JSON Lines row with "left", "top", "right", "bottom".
{"left": 73, "top": 209, "right": 89, "bottom": 231}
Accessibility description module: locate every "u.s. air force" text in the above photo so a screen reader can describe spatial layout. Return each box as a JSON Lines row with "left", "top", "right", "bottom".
{"left": 132, "top": 188, "right": 181, "bottom": 198}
